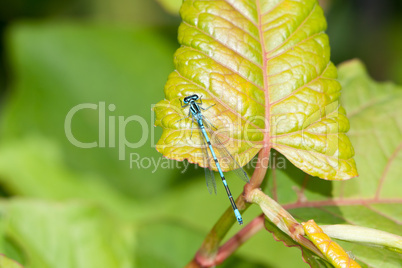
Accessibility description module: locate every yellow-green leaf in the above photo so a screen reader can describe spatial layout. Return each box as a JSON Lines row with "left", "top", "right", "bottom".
{"left": 154, "top": 0, "right": 358, "bottom": 180}
{"left": 0, "top": 255, "right": 24, "bottom": 268}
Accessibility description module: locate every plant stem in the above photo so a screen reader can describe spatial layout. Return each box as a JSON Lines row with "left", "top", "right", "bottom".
{"left": 197, "top": 195, "right": 250, "bottom": 257}
{"left": 188, "top": 214, "right": 266, "bottom": 267}
{"left": 247, "top": 188, "right": 325, "bottom": 258}
{"left": 186, "top": 197, "right": 249, "bottom": 268}
{"left": 245, "top": 147, "right": 270, "bottom": 195}
{"left": 185, "top": 259, "right": 201, "bottom": 268}
{"left": 215, "top": 214, "right": 265, "bottom": 265}
{"left": 246, "top": 188, "right": 299, "bottom": 235}
{"left": 201, "top": 146, "right": 270, "bottom": 255}
{"left": 187, "top": 147, "right": 271, "bottom": 267}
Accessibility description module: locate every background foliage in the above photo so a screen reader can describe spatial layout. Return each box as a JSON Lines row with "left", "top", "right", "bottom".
{"left": 0, "top": 0, "right": 401, "bottom": 267}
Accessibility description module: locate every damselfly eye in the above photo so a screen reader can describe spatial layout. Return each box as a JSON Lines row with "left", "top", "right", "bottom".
{"left": 188, "top": 94, "right": 198, "bottom": 101}
{"left": 184, "top": 94, "right": 199, "bottom": 103}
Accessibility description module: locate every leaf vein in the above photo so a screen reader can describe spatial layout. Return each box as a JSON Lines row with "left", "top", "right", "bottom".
{"left": 364, "top": 205, "right": 402, "bottom": 225}
{"left": 182, "top": 21, "right": 262, "bottom": 68}
{"left": 174, "top": 71, "right": 265, "bottom": 131}
{"left": 260, "top": 0, "right": 286, "bottom": 17}
{"left": 273, "top": 143, "right": 355, "bottom": 168}
{"left": 266, "top": 2, "right": 318, "bottom": 55}
{"left": 182, "top": 45, "right": 264, "bottom": 92}
{"left": 375, "top": 141, "right": 402, "bottom": 199}
{"left": 269, "top": 62, "right": 332, "bottom": 106}
{"left": 256, "top": 0, "right": 271, "bottom": 150}
{"left": 348, "top": 95, "right": 401, "bottom": 118}
{"left": 266, "top": 31, "right": 325, "bottom": 60}
{"left": 222, "top": 0, "right": 258, "bottom": 27}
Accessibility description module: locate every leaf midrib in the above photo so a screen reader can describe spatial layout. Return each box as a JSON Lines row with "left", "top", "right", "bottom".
{"left": 256, "top": 0, "right": 271, "bottom": 149}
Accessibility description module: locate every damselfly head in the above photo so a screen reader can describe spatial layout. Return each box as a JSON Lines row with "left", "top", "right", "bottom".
{"left": 183, "top": 94, "right": 199, "bottom": 104}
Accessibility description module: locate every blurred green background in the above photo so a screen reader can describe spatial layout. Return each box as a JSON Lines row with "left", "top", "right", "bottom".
{"left": 0, "top": 0, "right": 401, "bottom": 267}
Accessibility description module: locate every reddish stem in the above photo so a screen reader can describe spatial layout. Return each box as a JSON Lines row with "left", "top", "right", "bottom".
{"left": 215, "top": 214, "right": 265, "bottom": 265}
{"left": 245, "top": 146, "right": 270, "bottom": 195}
{"left": 191, "top": 215, "right": 266, "bottom": 267}
{"left": 198, "top": 197, "right": 246, "bottom": 258}
{"left": 187, "top": 146, "right": 271, "bottom": 267}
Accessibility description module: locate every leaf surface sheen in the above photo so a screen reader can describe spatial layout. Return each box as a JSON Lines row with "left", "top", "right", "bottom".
{"left": 154, "top": 0, "right": 357, "bottom": 180}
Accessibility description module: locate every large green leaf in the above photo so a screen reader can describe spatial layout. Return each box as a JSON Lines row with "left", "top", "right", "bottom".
{"left": 262, "top": 60, "right": 402, "bottom": 267}
{"left": 154, "top": 0, "right": 357, "bottom": 180}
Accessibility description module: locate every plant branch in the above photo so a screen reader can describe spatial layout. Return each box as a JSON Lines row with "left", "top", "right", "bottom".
{"left": 199, "top": 146, "right": 270, "bottom": 254}
{"left": 245, "top": 147, "right": 270, "bottom": 195}
{"left": 188, "top": 195, "right": 250, "bottom": 267}
{"left": 187, "top": 147, "right": 271, "bottom": 267}
{"left": 246, "top": 188, "right": 325, "bottom": 258}
{"left": 206, "top": 197, "right": 248, "bottom": 254}
{"left": 190, "top": 214, "right": 266, "bottom": 267}
{"left": 215, "top": 214, "right": 265, "bottom": 265}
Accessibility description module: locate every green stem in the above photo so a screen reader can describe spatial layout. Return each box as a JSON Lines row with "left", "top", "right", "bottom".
{"left": 246, "top": 188, "right": 325, "bottom": 258}
{"left": 245, "top": 188, "right": 299, "bottom": 235}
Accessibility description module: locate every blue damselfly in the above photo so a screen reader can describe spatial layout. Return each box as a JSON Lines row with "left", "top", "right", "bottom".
{"left": 179, "top": 94, "right": 249, "bottom": 224}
